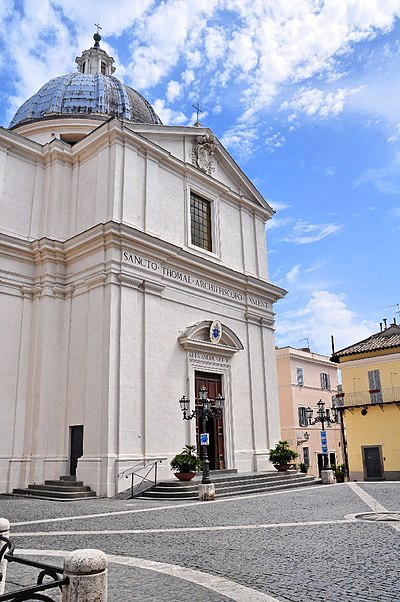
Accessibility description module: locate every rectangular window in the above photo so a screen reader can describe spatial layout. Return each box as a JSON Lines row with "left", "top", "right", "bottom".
{"left": 368, "top": 370, "right": 383, "bottom": 404}
{"left": 320, "top": 372, "right": 331, "bottom": 390}
{"left": 101, "top": 61, "right": 106, "bottom": 75}
{"left": 298, "top": 406, "right": 308, "bottom": 427}
{"left": 303, "top": 447, "right": 310, "bottom": 467}
{"left": 190, "top": 192, "right": 212, "bottom": 251}
{"left": 296, "top": 367, "right": 304, "bottom": 386}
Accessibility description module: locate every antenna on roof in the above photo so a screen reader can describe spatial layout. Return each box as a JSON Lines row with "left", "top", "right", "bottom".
{"left": 389, "top": 303, "right": 400, "bottom": 316}
{"left": 296, "top": 337, "right": 310, "bottom": 349}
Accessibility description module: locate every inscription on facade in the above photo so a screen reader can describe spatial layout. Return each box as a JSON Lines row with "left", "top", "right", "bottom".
{"left": 123, "top": 251, "right": 271, "bottom": 310}
{"left": 188, "top": 352, "right": 230, "bottom": 364}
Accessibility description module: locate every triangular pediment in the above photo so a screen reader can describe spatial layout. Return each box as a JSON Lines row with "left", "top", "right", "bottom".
{"left": 123, "top": 123, "right": 273, "bottom": 216}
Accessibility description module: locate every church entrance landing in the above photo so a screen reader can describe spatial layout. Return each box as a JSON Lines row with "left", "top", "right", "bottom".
{"left": 195, "top": 371, "right": 225, "bottom": 470}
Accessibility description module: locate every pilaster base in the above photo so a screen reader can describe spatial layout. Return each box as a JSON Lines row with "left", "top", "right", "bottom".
{"left": 199, "top": 483, "right": 215, "bottom": 501}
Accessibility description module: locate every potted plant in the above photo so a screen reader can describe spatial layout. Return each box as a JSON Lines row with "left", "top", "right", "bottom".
{"left": 170, "top": 444, "right": 203, "bottom": 481}
{"left": 269, "top": 440, "right": 298, "bottom": 471}
{"left": 335, "top": 463, "right": 347, "bottom": 483}
{"left": 299, "top": 462, "right": 309, "bottom": 474}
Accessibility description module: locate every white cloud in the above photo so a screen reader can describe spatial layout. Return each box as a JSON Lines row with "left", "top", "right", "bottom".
{"left": 220, "top": 123, "right": 259, "bottom": 160}
{"left": 269, "top": 201, "right": 291, "bottom": 211}
{"left": 280, "top": 86, "right": 362, "bottom": 119}
{"left": 286, "top": 264, "right": 301, "bottom": 283}
{"left": 275, "top": 290, "right": 376, "bottom": 355}
{"left": 265, "top": 132, "right": 286, "bottom": 153}
{"left": 166, "top": 80, "right": 182, "bottom": 103}
{"left": 152, "top": 99, "right": 189, "bottom": 125}
{"left": 2, "top": 1, "right": 400, "bottom": 146}
{"left": 356, "top": 152, "right": 400, "bottom": 194}
{"left": 282, "top": 220, "right": 343, "bottom": 244}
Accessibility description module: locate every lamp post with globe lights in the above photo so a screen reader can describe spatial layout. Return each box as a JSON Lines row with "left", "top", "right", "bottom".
{"left": 306, "top": 399, "right": 339, "bottom": 483}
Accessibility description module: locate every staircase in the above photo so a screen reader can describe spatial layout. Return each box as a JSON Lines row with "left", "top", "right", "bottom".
{"left": 11, "top": 475, "right": 97, "bottom": 501}
{"left": 140, "top": 470, "right": 319, "bottom": 500}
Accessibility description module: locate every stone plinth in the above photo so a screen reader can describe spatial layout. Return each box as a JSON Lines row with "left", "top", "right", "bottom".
{"left": 199, "top": 483, "right": 215, "bottom": 501}
{"left": 321, "top": 469, "right": 335, "bottom": 484}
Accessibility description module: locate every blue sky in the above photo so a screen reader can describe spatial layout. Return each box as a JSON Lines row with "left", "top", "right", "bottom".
{"left": 1, "top": 0, "right": 399, "bottom": 355}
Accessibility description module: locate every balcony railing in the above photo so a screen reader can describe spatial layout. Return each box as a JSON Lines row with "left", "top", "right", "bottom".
{"left": 332, "top": 386, "right": 400, "bottom": 408}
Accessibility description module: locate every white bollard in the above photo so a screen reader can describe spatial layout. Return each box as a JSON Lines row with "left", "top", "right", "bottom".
{"left": 62, "top": 549, "right": 107, "bottom": 602}
{"left": 199, "top": 483, "right": 215, "bottom": 501}
{"left": 321, "top": 469, "right": 335, "bottom": 484}
{"left": 0, "top": 518, "right": 10, "bottom": 595}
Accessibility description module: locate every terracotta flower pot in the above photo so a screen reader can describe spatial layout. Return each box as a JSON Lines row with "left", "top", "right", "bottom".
{"left": 174, "top": 472, "right": 197, "bottom": 481}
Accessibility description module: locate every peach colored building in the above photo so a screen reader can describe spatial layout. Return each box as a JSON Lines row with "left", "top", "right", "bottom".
{"left": 275, "top": 346, "right": 344, "bottom": 477}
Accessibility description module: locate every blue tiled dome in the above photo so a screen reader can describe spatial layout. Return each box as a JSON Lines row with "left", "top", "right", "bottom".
{"left": 9, "top": 72, "right": 162, "bottom": 129}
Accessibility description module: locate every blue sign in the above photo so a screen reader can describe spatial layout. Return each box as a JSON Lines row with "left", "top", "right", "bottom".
{"left": 200, "top": 433, "right": 209, "bottom": 445}
{"left": 322, "top": 445, "right": 328, "bottom": 454}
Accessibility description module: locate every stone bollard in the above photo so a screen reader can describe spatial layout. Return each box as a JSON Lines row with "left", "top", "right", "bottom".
{"left": 0, "top": 518, "right": 10, "bottom": 595}
{"left": 321, "top": 469, "right": 335, "bottom": 484}
{"left": 199, "top": 483, "right": 215, "bottom": 501}
{"left": 62, "top": 549, "right": 107, "bottom": 602}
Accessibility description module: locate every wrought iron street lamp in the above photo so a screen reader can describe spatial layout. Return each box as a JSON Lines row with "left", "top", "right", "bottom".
{"left": 179, "top": 386, "right": 225, "bottom": 485}
{"left": 306, "top": 399, "right": 339, "bottom": 470}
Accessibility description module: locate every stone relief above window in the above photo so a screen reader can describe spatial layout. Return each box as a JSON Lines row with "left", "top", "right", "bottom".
{"left": 191, "top": 133, "right": 217, "bottom": 175}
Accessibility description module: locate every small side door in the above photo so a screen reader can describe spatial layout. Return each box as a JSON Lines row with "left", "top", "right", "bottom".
{"left": 362, "top": 445, "right": 384, "bottom": 480}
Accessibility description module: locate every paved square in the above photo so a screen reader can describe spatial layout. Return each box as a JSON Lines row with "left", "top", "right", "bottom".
{"left": 1, "top": 482, "right": 399, "bottom": 601}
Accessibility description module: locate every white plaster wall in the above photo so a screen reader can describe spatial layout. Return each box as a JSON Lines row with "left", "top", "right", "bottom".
{"left": 219, "top": 200, "right": 243, "bottom": 273}
{"left": 0, "top": 152, "right": 42, "bottom": 239}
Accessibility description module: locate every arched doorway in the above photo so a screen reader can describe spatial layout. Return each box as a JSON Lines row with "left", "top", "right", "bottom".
{"left": 195, "top": 371, "right": 225, "bottom": 470}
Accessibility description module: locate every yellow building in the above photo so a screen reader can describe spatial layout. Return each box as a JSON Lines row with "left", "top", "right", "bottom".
{"left": 332, "top": 320, "right": 400, "bottom": 481}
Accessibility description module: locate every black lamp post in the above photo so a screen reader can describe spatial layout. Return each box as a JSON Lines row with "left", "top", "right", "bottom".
{"left": 179, "top": 387, "right": 225, "bottom": 485}
{"left": 306, "top": 399, "right": 339, "bottom": 470}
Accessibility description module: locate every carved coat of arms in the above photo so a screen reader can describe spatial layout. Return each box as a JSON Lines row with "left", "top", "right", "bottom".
{"left": 191, "top": 134, "right": 217, "bottom": 175}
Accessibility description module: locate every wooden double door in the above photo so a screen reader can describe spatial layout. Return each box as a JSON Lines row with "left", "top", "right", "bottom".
{"left": 195, "top": 371, "right": 225, "bottom": 470}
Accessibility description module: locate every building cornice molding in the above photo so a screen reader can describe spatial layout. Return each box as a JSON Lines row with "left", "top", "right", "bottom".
{"left": 0, "top": 221, "right": 285, "bottom": 309}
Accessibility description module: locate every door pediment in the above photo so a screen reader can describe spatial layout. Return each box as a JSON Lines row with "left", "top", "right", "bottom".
{"left": 178, "top": 320, "right": 243, "bottom": 356}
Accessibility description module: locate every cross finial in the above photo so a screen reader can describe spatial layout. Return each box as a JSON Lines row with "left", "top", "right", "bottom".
{"left": 192, "top": 102, "right": 203, "bottom": 127}
{"left": 95, "top": 23, "right": 102, "bottom": 34}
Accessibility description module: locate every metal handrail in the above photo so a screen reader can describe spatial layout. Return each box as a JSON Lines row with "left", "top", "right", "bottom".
{"left": 0, "top": 535, "right": 68, "bottom": 601}
{"left": 118, "top": 458, "right": 167, "bottom": 498}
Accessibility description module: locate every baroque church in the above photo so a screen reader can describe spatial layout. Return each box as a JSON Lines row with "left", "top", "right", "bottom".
{"left": 0, "top": 32, "right": 286, "bottom": 496}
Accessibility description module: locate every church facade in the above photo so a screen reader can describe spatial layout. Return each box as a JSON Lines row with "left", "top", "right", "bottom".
{"left": 0, "top": 35, "right": 286, "bottom": 497}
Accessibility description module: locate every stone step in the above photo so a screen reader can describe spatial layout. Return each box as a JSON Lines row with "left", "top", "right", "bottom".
{"left": 141, "top": 472, "right": 318, "bottom": 500}
{"left": 28, "top": 483, "right": 92, "bottom": 493}
{"left": 45, "top": 479, "right": 84, "bottom": 487}
{"left": 12, "top": 487, "right": 97, "bottom": 500}
{"left": 11, "top": 475, "right": 97, "bottom": 501}
{"left": 160, "top": 471, "right": 305, "bottom": 489}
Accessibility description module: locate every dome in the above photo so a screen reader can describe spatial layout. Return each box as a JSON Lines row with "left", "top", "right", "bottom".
{"left": 9, "top": 32, "right": 162, "bottom": 129}
{"left": 9, "top": 73, "right": 162, "bottom": 128}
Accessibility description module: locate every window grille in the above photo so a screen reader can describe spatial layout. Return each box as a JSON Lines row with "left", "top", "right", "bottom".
{"left": 190, "top": 192, "right": 212, "bottom": 251}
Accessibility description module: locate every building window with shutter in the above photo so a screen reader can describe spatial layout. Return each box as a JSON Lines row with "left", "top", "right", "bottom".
{"left": 320, "top": 372, "right": 331, "bottom": 390}
{"left": 296, "top": 367, "right": 304, "bottom": 386}
{"left": 368, "top": 369, "right": 383, "bottom": 404}
{"left": 303, "top": 447, "right": 310, "bottom": 467}
{"left": 298, "top": 406, "right": 308, "bottom": 427}
{"left": 190, "top": 192, "right": 212, "bottom": 252}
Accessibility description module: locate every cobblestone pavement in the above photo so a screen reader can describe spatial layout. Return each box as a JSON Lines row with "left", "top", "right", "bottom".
{"left": 1, "top": 482, "right": 399, "bottom": 601}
